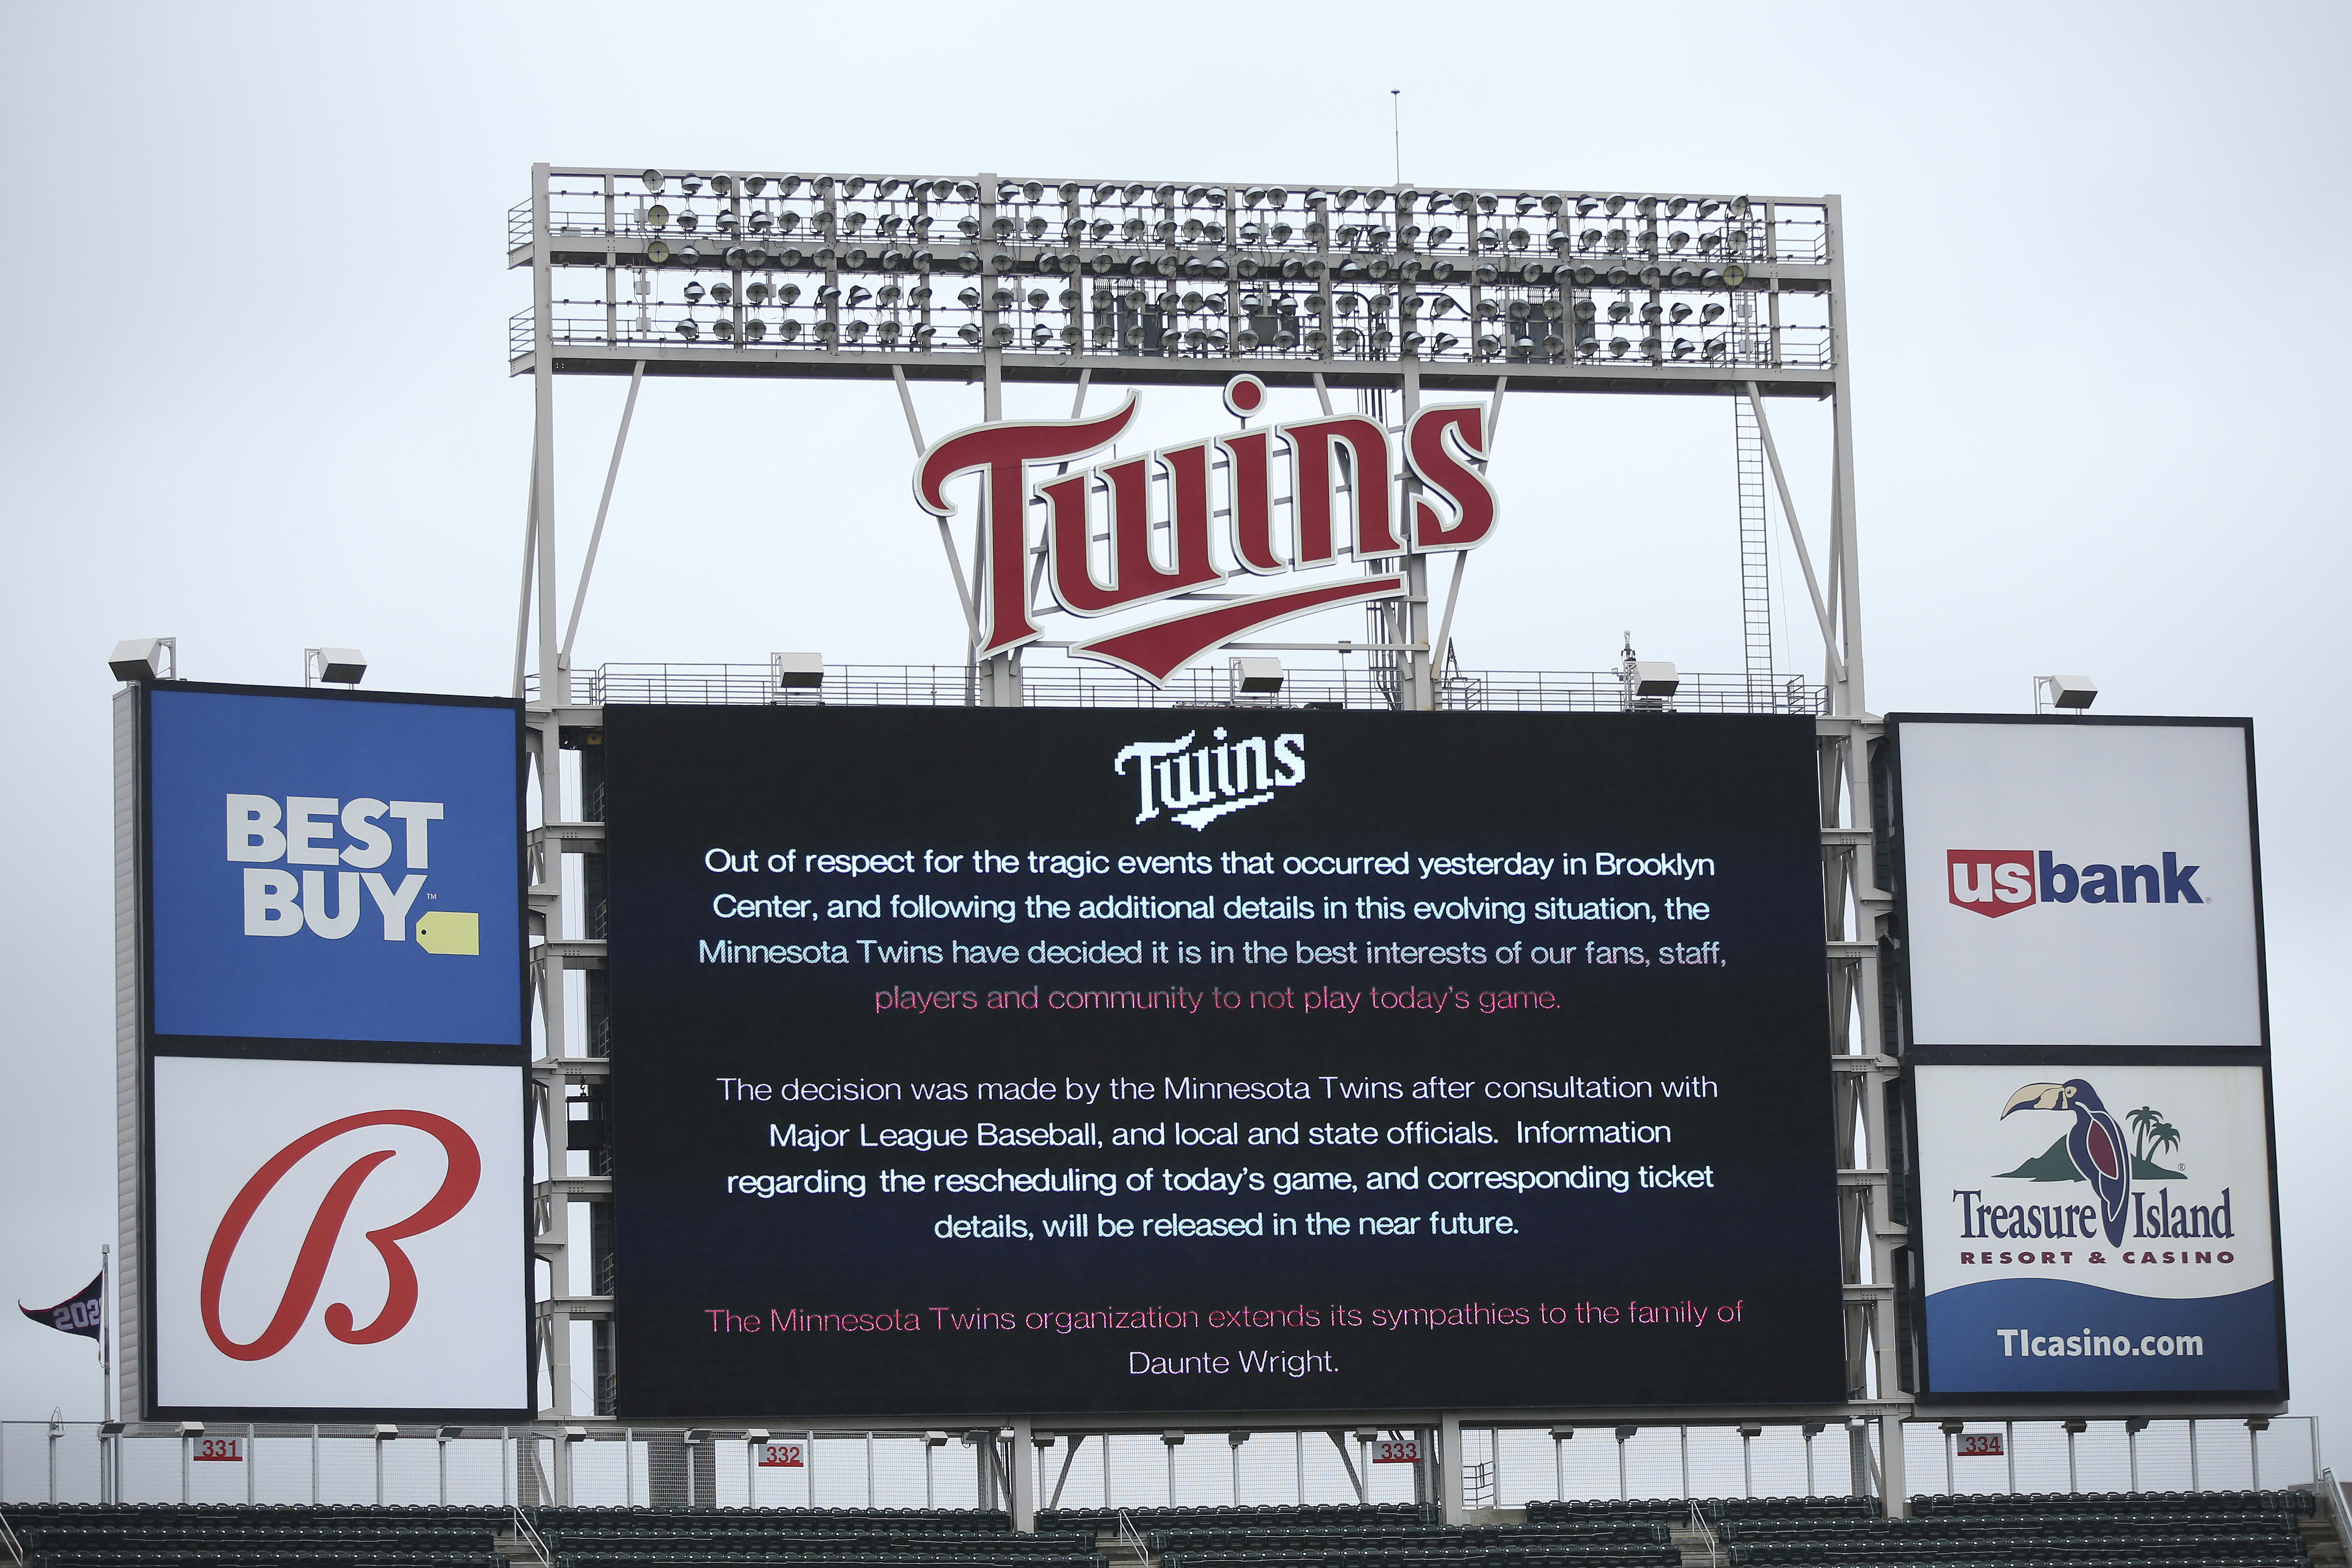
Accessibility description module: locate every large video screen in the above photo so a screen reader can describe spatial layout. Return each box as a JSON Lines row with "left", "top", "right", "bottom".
{"left": 604, "top": 707, "right": 1843, "bottom": 1415}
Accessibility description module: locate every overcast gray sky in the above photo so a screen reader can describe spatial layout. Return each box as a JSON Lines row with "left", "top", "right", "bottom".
{"left": 3, "top": 0, "right": 2346, "bottom": 1452}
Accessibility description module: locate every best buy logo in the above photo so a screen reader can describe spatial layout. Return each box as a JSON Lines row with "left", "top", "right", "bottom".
{"left": 225, "top": 794, "right": 477, "bottom": 953}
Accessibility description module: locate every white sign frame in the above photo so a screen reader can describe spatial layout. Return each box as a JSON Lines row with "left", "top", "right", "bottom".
{"left": 1887, "top": 716, "right": 2265, "bottom": 1051}
{"left": 147, "top": 1055, "right": 530, "bottom": 1418}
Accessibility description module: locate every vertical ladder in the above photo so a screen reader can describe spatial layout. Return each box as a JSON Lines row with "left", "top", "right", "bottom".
{"left": 1358, "top": 386, "right": 1405, "bottom": 709}
{"left": 1733, "top": 388, "right": 1774, "bottom": 710}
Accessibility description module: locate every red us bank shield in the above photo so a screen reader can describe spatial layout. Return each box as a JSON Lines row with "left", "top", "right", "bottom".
{"left": 1947, "top": 849, "right": 2036, "bottom": 917}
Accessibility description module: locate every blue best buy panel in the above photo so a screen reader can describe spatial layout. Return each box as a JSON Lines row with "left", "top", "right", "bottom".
{"left": 146, "top": 686, "right": 524, "bottom": 1047}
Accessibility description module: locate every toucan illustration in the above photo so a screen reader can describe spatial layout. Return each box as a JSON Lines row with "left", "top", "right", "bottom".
{"left": 2002, "top": 1079, "right": 2131, "bottom": 1246}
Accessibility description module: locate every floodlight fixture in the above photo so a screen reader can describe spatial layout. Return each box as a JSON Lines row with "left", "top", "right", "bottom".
{"left": 2036, "top": 674, "right": 2098, "bottom": 711}
{"left": 109, "top": 637, "right": 176, "bottom": 681}
{"left": 684, "top": 282, "right": 706, "bottom": 302}
{"left": 374, "top": 1425, "right": 401, "bottom": 1441}
{"left": 641, "top": 169, "right": 664, "bottom": 192}
{"left": 644, "top": 240, "right": 671, "bottom": 264}
{"left": 304, "top": 647, "right": 368, "bottom": 686}
{"left": 771, "top": 652, "right": 825, "bottom": 691}
{"left": 709, "top": 174, "right": 734, "bottom": 196}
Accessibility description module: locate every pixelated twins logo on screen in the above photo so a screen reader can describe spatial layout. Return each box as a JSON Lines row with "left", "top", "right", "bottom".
{"left": 147, "top": 689, "right": 522, "bottom": 1047}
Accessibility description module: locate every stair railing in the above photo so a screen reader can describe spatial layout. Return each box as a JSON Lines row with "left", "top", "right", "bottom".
{"left": 1114, "top": 1508, "right": 1149, "bottom": 1565}
{"left": 1685, "top": 1499, "right": 1722, "bottom": 1568}
{"left": 2318, "top": 1469, "right": 2352, "bottom": 1564}
{"left": 509, "top": 1506, "right": 553, "bottom": 1568}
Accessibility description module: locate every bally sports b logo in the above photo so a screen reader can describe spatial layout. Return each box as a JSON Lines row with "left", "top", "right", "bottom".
{"left": 200, "top": 1111, "right": 480, "bottom": 1361}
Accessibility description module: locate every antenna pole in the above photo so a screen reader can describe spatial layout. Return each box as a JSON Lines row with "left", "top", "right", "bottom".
{"left": 1391, "top": 90, "right": 1403, "bottom": 184}
{"left": 100, "top": 1244, "right": 112, "bottom": 1423}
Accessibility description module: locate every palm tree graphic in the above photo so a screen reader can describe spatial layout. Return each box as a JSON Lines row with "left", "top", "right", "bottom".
{"left": 2149, "top": 1121, "right": 2182, "bottom": 1168}
{"left": 2127, "top": 1105, "right": 2161, "bottom": 1163}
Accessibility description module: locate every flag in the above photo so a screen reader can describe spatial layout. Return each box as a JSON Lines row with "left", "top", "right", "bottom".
{"left": 21, "top": 1270, "right": 103, "bottom": 1340}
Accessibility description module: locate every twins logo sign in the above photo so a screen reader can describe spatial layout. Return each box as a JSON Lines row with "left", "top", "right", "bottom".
{"left": 917, "top": 375, "right": 1497, "bottom": 685}
{"left": 1945, "top": 848, "right": 2205, "bottom": 917}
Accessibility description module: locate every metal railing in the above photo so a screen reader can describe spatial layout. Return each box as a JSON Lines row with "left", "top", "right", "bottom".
{"left": 1114, "top": 1508, "right": 1149, "bottom": 1563}
{"left": 509, "top": 1505, "right": 551, "bottom": 1566}
{"left": 519, "top": 304, "right": 1834, "bottom": 373}
{"left": 2317, "top": 1467, "right": 2351, "bottom": 1560}
{"left": 531, "top": 661, "right": 1826, "bottom": 715}
{"left": 1685, "top": 1499, "right": 1721, "bottom": 1566}
{"left": 0, "top": 1418, "right": 2318, "bottom": 1512}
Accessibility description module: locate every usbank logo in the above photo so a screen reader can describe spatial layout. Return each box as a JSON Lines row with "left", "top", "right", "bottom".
{"left": 1945, "top": 849, "right": 2205, "bottom": 920}
{"left": 227, "top": 794, "right": 478, "bottom": 954}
